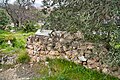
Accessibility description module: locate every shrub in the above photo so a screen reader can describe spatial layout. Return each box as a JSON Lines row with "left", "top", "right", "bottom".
{"left": 23, "top": 20, "right": 40, "bottom": 32}
{"left": 12, "top": 38, "right": 25, "bottom": 48}
{"left": 0, "top": 33, "right": 16, "bottom": 49}
{"left": 17, "top": 51, "right": 30, "bottom": 63}
{"left": 0, "top": 9, "right": 11, "bottom": 30}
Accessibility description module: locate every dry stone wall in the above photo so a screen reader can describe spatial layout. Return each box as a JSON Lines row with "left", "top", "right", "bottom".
{"left": 26, "top": 30, "right": 120, "bottom": 78}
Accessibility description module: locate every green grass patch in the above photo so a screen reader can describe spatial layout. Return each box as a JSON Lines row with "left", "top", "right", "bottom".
{"left": 0, "top": 30, "right": 34, "bottom": 64}
{"left": 0, "top": 30, "right": 9, "bottom": 34}
{"left": 33, "top": 59, "right": 119, "bottom": 80}
{"left": 0, "top": 30, "right": 34, "bottom": 54}
{"left": 16, "top": 50, "right": 30, "bottom": 63}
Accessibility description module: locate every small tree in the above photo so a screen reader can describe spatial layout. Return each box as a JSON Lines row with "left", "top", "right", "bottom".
{"left": 0, "top": 0, "right": 37, "bottom": 29}
{"left": 0, "top": 8, "right": 11, "bottom": 30}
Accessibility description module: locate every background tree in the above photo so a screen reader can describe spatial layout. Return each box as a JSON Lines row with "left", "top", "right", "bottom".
{"left": 0, "top": 8, "right": 11, "bottom": 30}
{"left": 0, "top": 0, "right": 38, "bottom": 28}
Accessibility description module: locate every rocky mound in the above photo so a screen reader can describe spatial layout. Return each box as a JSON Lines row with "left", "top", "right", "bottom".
{"left": 26, "top": 30, "right": 120, "bottom": 78}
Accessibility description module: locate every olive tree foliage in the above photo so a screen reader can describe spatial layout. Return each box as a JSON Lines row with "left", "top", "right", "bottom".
{"left": 42, "top": 0, "right": 120, "bottom": 66}
{"left": 42, "top": 0, "right": 120, "bottom": 48}
{"left": 0, "top": 8, "right": 11, "bottom": 30}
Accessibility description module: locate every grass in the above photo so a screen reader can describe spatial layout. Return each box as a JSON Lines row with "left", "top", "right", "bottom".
{"left": 0, "top": 30, "right": 119, "bottom": 80}
{"left": 16, "top": 50, "right": 30, "bottom": 63}
{"left": 0, "top": 30, "right": 34, "bottom": 54}
{"left": 0, "top": 30, "right": 34, "bottom": 64}
{"left": 33, "top": 59, "right": 120, "bottom": 80}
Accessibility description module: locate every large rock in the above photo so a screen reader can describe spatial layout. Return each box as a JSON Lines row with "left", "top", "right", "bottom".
{"left": 31, "top": 56, "right": 37, "bottom": 62}
{"left": 27, "top": 45, "right": 33, "bottom": 50}
{"left": 74, "top": 31, "right": 83, "bottom": 39}
{"left": 59, "top": 38, "right": 65, "bottom": 43}
{"left": 78, "top": 56, "right": 87, "bottom": 62}
{"left": 63, "top": 46, "right": 68, "bottom": 52}
{"left": 49, "top": 50, "right": 60, "bottom": 56}
{"left": 85, "top": 50, "right": 92, "bottom": 54}
{"left": 64, "top": 33, "right": 74, "bottom": 40}
{"left": 87, "top": 59, "right": 95, "bottom": 65}
{"left": 72, "top": 50, "right": 78, "bottom": 56}
{"left": 35, "top": 29, "right": 52, "bottom": 36}
{"left": 66, "top": 51, "right": 72, "bottom": 57}
{"left": 55, "top": 42, "right": 62, "bottom": 49}
{"left": 102, "top": 68, "right": 108, "bottom": 73}
{"left": 48, "top": 38, "right": 53, "bottom": 42}
{"left": 39, "top": 51, "right": 46, "bottom": 55}
{"left": 87, "top": 45, "right": 94, "bottom": 50}
{"left": 46, "top": 46, "right": 52, "bottom": 51}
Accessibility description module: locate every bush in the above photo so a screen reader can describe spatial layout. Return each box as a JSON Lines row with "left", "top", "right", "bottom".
{"left": 17, "top": 51, "right": 30, "bottom": 63}
{"left": 0, "top": 33, "right": 16, "bottom": 49}
{"left": 23, "top": 20, "right": 40, "bottom": 32}
{"left": 12, "top": 38, "right": 25, "bottom": 48}
{"left": 0, "top": 9, "right": 11, "bottom": 30}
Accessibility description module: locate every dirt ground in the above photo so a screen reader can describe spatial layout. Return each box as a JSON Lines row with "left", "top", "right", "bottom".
{"left": 0, "top": 64, "right": 41, "bottom": 80}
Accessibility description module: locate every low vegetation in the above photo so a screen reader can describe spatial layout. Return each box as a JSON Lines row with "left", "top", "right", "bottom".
{"left": 0, "top": 30, "right": 33, "bottom": 64}
{"left": 23, "top": 20, "right": 40, "bottom": 32}
{"left": 33, "top": 59, "right": 119, "bottom": 80}
{"left": 17, "top": 51, "right": 30, "bottom": 63}
{"left": 0, "top": 8, "right": 11, "bottom": 30}
{"left": 0, "top": 30, "right": 34, "bottom": 54}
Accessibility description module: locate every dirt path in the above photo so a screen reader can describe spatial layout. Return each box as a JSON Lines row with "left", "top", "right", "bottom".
{"left": 0, "top": 64, "right": 41, "bottom": 80}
